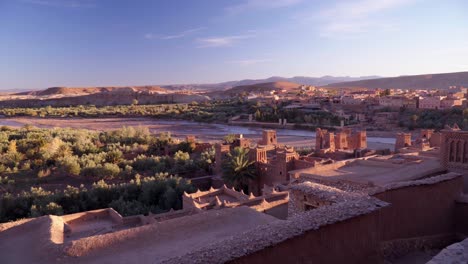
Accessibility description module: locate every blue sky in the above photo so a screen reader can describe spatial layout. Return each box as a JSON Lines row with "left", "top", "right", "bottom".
{"left": 1, "top": 0, "right": 467, "bottom": 89}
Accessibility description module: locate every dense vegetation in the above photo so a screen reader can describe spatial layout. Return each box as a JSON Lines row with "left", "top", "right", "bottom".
{"left": 0, "top": 125, "right": 217, "bottom": 223}
{"left": 0, "top": 100, "right": 342, "bottom": 126}
{"left": 0, "top": 101, "right": 250, "bottom": 123}
{"left": 252, "top": 101, "right": 342, "bottom": 126}
{"left": 0, "top": 174, "right": 195, "bottom": 222}
{"left": 398, "top": 108, "right": 468, "bottom": 130}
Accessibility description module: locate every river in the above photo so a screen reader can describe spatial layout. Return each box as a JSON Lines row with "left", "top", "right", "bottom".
{"left": 0, "top": 117, "right": 395, "bottom": 149}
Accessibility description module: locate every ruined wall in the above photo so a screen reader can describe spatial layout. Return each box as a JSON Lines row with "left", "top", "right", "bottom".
{"left": 61, "top": 208, "right": 122, "bottom": 225}
{"left": 293, "top": 159, "right": 316, "bottom": 170}
{"left": 228, "top": 211, "right": 381, "bottom": 264}
{"left": 395, "top": 133, "right": 412, "bottom": 152}
{"left": 373, "top": 176, "right": 462, "bottom": 241}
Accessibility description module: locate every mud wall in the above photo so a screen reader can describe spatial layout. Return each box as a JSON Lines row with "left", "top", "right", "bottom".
{"left": 229, "top": 211, "right": 381, "bottom": 264}
{"left": 293, "top": 159, "right": 316, "bottom": 170}
{"left": 373, "top": 176, "right": 462, "bottom": 241}
{"left": 229, "top": 176, "right": 463, "bottom": 264}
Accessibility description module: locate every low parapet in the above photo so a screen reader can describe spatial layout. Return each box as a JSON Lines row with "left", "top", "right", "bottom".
{"left": 61, "top": 208, "right": 123, "bottom": 225}
{"left": 368, "top": 172, "right": 462, "bottom": 195}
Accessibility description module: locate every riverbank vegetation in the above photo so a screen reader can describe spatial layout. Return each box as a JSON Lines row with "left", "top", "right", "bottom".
{"left": 398, "top": 108, "right": 468, "bottom": 130}
{"left": 252, "top": 103, "right": 342, "bottom": 126}
{"left": 0, "top": 100, "right": 343, "bottom": 126}
{"left": 0, "top": 174, "right": 195, "bottom": 223}
{"left": 0, "top": 125, "right": 219, "bottom": 223}
{"left": 0, "top": 101, "right": 249, "bottom": 123}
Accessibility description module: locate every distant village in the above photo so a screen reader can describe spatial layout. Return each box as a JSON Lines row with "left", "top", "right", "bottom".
{"left": 232, "top": 84, "right": 468, "bottom": 131}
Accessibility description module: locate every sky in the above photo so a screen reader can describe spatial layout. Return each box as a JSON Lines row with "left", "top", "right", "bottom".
{"left": 0, "top": 0, "right": 467, "bottom": 89}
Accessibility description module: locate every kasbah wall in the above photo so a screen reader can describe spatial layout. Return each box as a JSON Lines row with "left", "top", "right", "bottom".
{"left": 228, "top": 176, "right": 465, "bottom": 264}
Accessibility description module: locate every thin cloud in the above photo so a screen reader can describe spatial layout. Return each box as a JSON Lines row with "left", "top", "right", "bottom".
{"left": 196, "top": 35, "right": 254, "bottom": 48}
{"left": 21, "top": 0, "right": 96, "bottom": 8}
{"left": 317, "top": 0, "right": 414, "bottom": 19}
{"left": 227, "top": 0, "right": 303, "bottom": 14}
{"left": 145, "top": 27, "right": 206, "bottom": 40}
{"left": 297, "top": 0, "right": 415, "bottom": 37}
{"left": 227, "top": 59, "right": 272, "bottom": 66}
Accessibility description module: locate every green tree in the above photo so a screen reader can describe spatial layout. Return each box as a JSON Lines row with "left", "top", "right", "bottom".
{"left": 57, "top": 156, "right": 81, "bottom": 176}
{"left": 222, "top": 147, "right": 256, "bottom": 192}
{"left": 198, "top": 147, "right": 215, "bottom": 173}
{"left": 223, "top": 134, "right": 237, "bottom": 144}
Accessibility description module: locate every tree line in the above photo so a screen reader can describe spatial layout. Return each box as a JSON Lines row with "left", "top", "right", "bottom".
{"left": 0, "top": 174, "right": 195, "bottom": 223}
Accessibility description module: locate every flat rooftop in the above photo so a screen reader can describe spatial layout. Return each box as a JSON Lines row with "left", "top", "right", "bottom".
{"left": 68, "top": 206, "right": 279, "bottom": 264}
{"left": 292, "top": 154, "right": 444, "bottom": 186}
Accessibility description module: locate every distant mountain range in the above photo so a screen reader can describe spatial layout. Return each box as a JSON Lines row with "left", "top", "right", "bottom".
{"left": 206, "top": 81, "right": 301, "bottom": 98}
{"left": 5, "top": 71, "right": 468, "bottom": 93}
{"left": 325, "top": 71, "right": 468, "bottom": 89}
{"left": 161, "top": 76, "right": 381, "bottom": 91}
{"left": 215, "top": 76, "right": 381, "bottom": 88}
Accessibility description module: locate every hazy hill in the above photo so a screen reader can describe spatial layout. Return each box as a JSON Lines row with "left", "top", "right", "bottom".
{"left": 16, "top": 86, "right": 168, "bottom": 96}
{"left": 324, "top": 71, "right": 468, "bottom": 89}
{"left": 219, "top": 75, "right": 380, "bottom": 87}
{"left": 226, "top": 81, "right": 301, "bottom": 94}
{"left": 0, "top": 85, "right": 209, "bottom": 108}
{"left": 205, "top": 81, "right": 301, "bottom": 99}
{"left": 161, "top": 75, "right": 381, "bottom": 91}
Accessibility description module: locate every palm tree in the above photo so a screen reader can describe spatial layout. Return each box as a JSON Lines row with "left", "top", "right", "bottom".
{"left": 222, "top": 147, "right": 256, "bottom": 193}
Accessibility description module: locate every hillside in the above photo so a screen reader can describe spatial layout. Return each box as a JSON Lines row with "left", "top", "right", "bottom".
{"left": 17, "top": 86, "right": 168, "bottom": 96}
{"left": 226, "top": 81, "right": 301, "bottom": 94}
{"left": 160, "top": 75, "right": 381, "bottom": 92}
{"left": 0, "top": 85, "right": 210, "bottom": 107}
{"left": 204, "top": 81, "right": 301, "bottom": 100}
{"left": 324, "top": 71, "right": 468, "bottom": 89}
